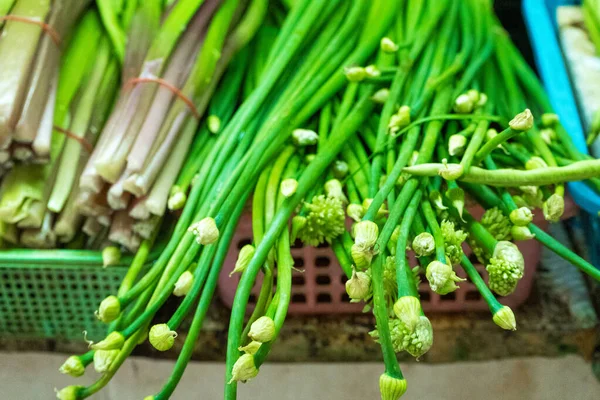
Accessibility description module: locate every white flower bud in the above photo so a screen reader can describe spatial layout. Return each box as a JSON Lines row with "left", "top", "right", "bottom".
{"left": 324, "top": 179, "right": 347, "bottom": 203}
{"left": 543, "top": 193, "right": 564, "bottom": 222}
{"left": 541, "top": 113, "right": 559, "bottom": 127}
{"left": 238, "top": 341, "right": 262, "bottom": 355}
{"left": 354, "top": 220, "right": 379, "bottom": 248}
{"left": 351, "top": 244, "right": 373, "bottom": 270}
{"left": 102, "top": 246, "right": 121, "bottom": 267}
{"left": 476, "top": 92, "right": 488, "bottom": 108}
{"left": 379, "top": 373, "right": 407, "bottom": 400}
{"left": 486, "top": 128, "right": 498, "bottom": 140}
{"left": 525, "top": 156, "right": 548, "bottom": 170}
{"left": 149, "top": 324, "right": 177, "bottom": 352}
{"left": 173, "top": 271, "right": 194, "bottom": 297}
{"left": 380, "top": 37, "right": 399, "bottom": 53}
{"left": 248, "top": 316, "right": 276, "bottom": 343}
{"left": 466, "top": 89, "right": 480, "bottom": 104}
{"left": 364, "top": 64, "right": 381, "bottom": 78}
{"left": 393, "top": 296, "right": 422, "bottom": 329}
{"left": 448, "top": 134, "right": 467, "bottom": 156}
{"left": 509, "top": 109, "right": 534, "bottom": 131}
{"left": 509, "top": 207, "right": 533, "bottom": 226}
{"left": 539, "top": 128, "right": 555, "bottom": 144}
{"left": 91, "top": 331, "right": 125, "bottom": 351}
{"left": 93, "top": 349, "right": 119, "bottom": 373}
{"left": 55, "top": 386, "right": 83, "bottom": 400}
{"left": 292, "top": 129, "right": 319, "bottom": 146}
{"left": 493, "top": 305, "right": 517, "bottom": 331}
{"left": 332, "top": 160, "right": 349, "bottom": 179}
{"left": 371, "top": 88, "right": 390, "bottom": 104}
{"left": 344, "top": 66, "right": 367, "bottom": 82}
{"left": 228, "top": 353, "right": 258, "bottom": 384}
{"left": 438, "top": 160, "right": 463, "bottom": 180}
{"left": 280, "top": 178, "right": 298, "bottom": 198}
{"left": 347, "top": 203, "right": 364, "bottom": 222}
{"left": 167, "top": 190, "right": 187, "bottom": 210}
{"left": 511, "top": 225, "right": 535, "bottom": 241}
{"left": 426, "top": 261, "right": 465, "bottom": 295}
{"left": 412, "top": 233, "right": 435, "bottom": 257}
{"left": 59, "top": 356, "right": 85, "bottom": 377}
{"left": 207, "top": 115, "right": 221, "bottom": 134}
{"left": 230, "top": 244, "right": 255, "bottom": 276}
{"left": 388, "top": 106, "right": 411, "bottom": 134}
{"left": 188, "top": 217, "right": 219, "bottom": 245}
{"left": 345, "top": 269, "right": 371, "bottom": 300}
{"left": 454, "top": 93, "right": 474, "bottom": 114}
{"left": 96, "top": 295, "right": 120, "bottom": 323}
{"left": 493, "top": 241, "right": 525, "bottom": 273}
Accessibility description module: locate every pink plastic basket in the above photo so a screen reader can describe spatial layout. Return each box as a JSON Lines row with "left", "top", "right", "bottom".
{"left": 218, "top": 199, "right": 576, "bottom": 314}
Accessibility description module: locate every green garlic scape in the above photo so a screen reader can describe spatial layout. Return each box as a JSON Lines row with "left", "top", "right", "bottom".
{"left": 541, "top": 112, "right": 559, "bottom": 127}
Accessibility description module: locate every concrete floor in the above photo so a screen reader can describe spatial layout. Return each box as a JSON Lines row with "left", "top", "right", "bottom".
{"left": 1, "top": 353, "right": 600, "bottom": 399}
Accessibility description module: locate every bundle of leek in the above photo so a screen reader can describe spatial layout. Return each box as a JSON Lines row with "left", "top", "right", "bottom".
{"left": 0, "top": 0, "right": 91, "bottom": 168}
{"left": 0, "top": 9, "right": 119, "bottom": 249}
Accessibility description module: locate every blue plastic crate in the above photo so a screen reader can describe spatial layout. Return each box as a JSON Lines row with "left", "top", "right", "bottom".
{"left": 523, "top": 0, "right": 600, "bottom": 267}
{"left": 523, "top": 0, "right": 600, "bottom": 215}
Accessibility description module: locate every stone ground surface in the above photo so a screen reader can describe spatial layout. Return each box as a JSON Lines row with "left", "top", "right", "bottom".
{"left": 1, "top": 352, "right": 599, "bottom": 399}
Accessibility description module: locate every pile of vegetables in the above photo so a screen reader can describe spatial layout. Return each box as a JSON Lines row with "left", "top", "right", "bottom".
{"left": 1, "top": 0, "right": 598, "bottom": 399}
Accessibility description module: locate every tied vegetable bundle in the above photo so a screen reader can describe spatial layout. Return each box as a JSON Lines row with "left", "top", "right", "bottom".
{"left": 0, "top": 0, "right": 90, "bottom": 168}
{"left": 53, "top": 1, "right": 600, "bottom": 400}
{"left": 0, "top": 0, "right": 250, "bottom": 252}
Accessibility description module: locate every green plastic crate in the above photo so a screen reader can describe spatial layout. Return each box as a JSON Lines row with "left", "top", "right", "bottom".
{"left": 0, "top": 249, "right": 157, "bottom": 341}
